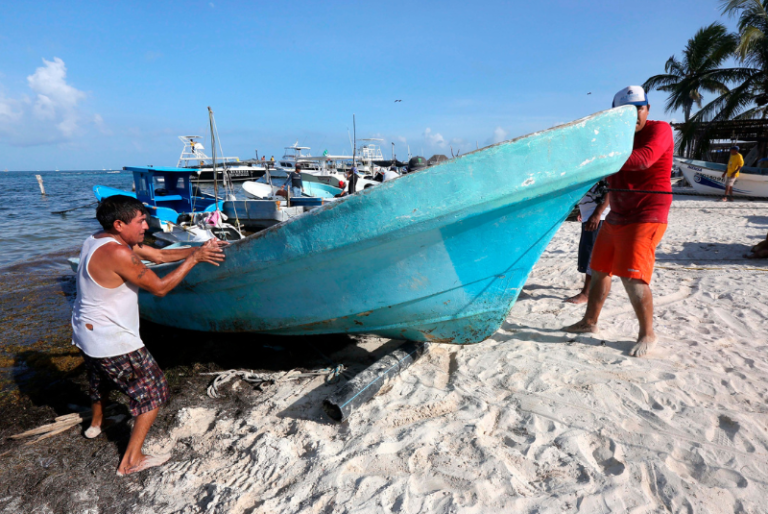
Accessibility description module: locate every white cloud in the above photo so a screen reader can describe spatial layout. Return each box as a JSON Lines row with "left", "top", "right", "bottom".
{"left": 423, "top": 127, "right": 446, "bottom": 147}
{"left": 0, "top": 92, "right": 23, "bottom": 123}
{"left": 0, "top": 57, "right": 90, "bottom": 146}
{"left": 396, "top": 135, "right": 407, "bottom": 143}
{"left": 492, "top": 126, "right": 507, "bottom": 144}
{"left": 28, "top": 57, "right": 86, "bottom": 134}
{"left": 93, "top": 113, "right": 112, "bottom": 135}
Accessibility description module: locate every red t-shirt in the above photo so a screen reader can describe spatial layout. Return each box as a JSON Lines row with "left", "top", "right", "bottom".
{"left": 606, "top": 119, "right": 673, "bottom": 225}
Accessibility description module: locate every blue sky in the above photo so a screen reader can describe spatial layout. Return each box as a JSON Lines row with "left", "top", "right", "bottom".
{"left": 0, "top": 0, "right": 734, "bottom": 170}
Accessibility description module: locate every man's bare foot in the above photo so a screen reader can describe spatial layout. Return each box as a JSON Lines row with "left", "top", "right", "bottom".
{"left": 565, "top": 293, "right": 588, "bottom": 304}
{"left": 564, "top": 319, "right": 599, "bottom": 333}
{"left": 117, "top": 453, "right": 171, "bottom": 477}
{"left": 629, "top": 334, "right": 657, "bottom": 357}
{"left": 84, "top": 414, "right": 126, "bottom": 439}
{"left": 721, "top": 197, "right": 728, "bottom": 202}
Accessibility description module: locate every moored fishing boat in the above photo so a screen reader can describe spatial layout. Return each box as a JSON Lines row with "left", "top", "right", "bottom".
{"left": 135, "top": 106, "right": 637, "bottom": 344}
{"left": 93, "top": 166, "right": 242, "bottom": 242}
{"left": 676, "top": 157, "right": 768, "bottom": 197}
{"left": 178, "top": 136, "right": 266, "bottom": 182}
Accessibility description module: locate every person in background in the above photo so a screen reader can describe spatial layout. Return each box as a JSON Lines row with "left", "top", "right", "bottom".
{"left": 565, "top": 181, "right": 610, "bottom": 304}
{"left": 281, "top": 163, "right": 303, "bottom": 197}
{"left": 270, "top": 156, "right": 275, "bottom": 169}
{"left": 347, "top": 165, "right": 359, "bottom": 194}
{"left": 564, "top": 85, "right": 673, "bottom": 358}
{"left": 72, "top": 195, "right": 226, "bottom": 476}
{"left": 190, "top": 139, "right": 196, "bottom": 153}
{"left": 721, "top": 146, "right": 743, "bottom": 202}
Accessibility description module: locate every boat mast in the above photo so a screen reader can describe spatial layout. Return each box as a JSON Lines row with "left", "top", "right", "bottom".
{"left": 353, "top": 114, "right": 357, "bottom": 168}
{"left": 208, "top": 107, "right": 221, "bottom": 213}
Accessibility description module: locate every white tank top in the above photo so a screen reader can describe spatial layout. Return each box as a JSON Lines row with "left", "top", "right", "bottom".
{"left": 71, "top": 235, "right": 144, "bottom": 358}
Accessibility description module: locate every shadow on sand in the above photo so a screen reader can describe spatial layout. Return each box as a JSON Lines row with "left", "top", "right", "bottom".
{"left": 487, "top": 320, "right": 637, "bottom": 355}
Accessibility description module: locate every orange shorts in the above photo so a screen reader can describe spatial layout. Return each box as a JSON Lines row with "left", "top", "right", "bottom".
{"left": 588, "top": 222, "right": 667, "bottom": 284}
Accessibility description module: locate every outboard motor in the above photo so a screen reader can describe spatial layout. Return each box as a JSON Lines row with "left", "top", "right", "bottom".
{"left": 407, "top": 156, "right": 427, "bottom": 173}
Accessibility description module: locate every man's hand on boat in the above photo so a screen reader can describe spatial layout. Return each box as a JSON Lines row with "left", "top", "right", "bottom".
{"left": 133, "top": 238, "right": 228, "bottom": 265}
{"left": 191, "top": 239, "right": 227, "bottom": 266}
{"left": 110, "top": 239, "right": 227, "bottom": 298}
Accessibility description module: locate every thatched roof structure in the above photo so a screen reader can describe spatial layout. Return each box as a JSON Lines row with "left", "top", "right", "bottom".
{"left": 427, "top": 154, "right": 449, "bottom": 166}
{"left": 671, "top": 119, "right": 768, "bottom": 163}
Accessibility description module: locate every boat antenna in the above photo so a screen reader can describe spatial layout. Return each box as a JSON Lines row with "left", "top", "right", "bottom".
{"left": 353, "top": 114, "right": 357, "bottom": 167}
{"left": 208, "top": 107, "right": 221, "bottom": 215}
{"left": 208, "top": 106, "right": 241, "bottom": 234}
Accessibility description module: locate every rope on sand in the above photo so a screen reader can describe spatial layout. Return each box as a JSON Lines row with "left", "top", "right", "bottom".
{"left": 607, "top": 188, "right": 768, "bottom": 201}
{"left": 656, "top": 266, "right": 768, "bottom": 271}
{"left": 203, "top": 365, "right": 349, "bottom": 399}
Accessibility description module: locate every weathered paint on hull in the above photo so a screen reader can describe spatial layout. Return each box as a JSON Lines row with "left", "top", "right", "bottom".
{"left": 139, "top": 107, "right": 637, "bottom": 344}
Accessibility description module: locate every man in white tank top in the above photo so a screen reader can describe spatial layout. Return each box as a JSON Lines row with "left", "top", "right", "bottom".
{"left": 72, "top": 195, "right": 226, "bottom": 476}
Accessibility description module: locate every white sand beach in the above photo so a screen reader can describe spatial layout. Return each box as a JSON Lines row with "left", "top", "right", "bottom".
{"left": 130, "top": 197, "right": 768, "bottom": 513}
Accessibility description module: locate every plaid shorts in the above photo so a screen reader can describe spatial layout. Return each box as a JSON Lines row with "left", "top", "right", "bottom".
{"left": 82, "top": 347, "right": 169, "bottom": 417}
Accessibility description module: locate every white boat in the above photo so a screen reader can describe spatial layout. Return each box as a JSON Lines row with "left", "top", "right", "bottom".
{"left": 274, "top": 143, "right": 316, "bottom": 172}
{"left": 177, "top": 135, "right": 266, "bottom": 182}
{"left": 242, "top": 180, "right": 279, "bottom": 199}
{"left": 676, "top": 158, "right": 768, "bottom": 197}
{"left": 356, "top": 138, "right": 387, "bottom": 174}
{"left": 297, "top": 156, "right": 379, "bottom": 191}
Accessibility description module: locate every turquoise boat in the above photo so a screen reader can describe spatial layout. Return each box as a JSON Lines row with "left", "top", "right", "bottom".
{"left": 93, "top": 166, "right": 222, "bottom": 224}
{"left": 138, "top": 107, "right": 636, "bottom": 344}
{"left": 302, "top": 181, "right": 342, "bottom": 198}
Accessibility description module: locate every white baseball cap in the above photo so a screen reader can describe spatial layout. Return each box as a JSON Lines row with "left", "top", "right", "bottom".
{"left": 612, "top": 86, "right": 648, "bottom": 108}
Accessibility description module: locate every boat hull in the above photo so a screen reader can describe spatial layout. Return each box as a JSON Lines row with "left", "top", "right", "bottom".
{"left": 139, "top": 107, "right": 637, "bottom": 344}
{"left": 676, "top": 158, "right": 768, "bottom": 197}
{"left": 189, "top": 167, "right": 266, "bottom": 182}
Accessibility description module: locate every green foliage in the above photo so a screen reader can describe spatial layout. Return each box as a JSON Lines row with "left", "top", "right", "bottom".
{"left": 645, "top": 2, "right": 768, "bottom": 157}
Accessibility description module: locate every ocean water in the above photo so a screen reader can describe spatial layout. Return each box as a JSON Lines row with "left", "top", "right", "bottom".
{"left": 0, "top": 170, "right": 135, "bottom": 269}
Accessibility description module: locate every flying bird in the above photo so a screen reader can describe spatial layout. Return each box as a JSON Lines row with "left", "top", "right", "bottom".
{"left": 587, "top": 92, "right": 592, "bottom": 95}
{"left": 394, "top": 99, "right": 402, "bottom": 102}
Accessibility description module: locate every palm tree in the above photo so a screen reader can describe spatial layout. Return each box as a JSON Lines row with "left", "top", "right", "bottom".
{"left": 643, "top": 22, "right": 739, "bottom": 122}
{"left": 672, "top": 2, "right": 768, "bottom": 157}
{"left": 713, "top": 0, "right": 768, "bottom": 119}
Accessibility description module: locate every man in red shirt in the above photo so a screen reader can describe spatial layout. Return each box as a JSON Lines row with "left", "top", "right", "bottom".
{"left": 564, "top": 86, "right": 673, "bottom": 357}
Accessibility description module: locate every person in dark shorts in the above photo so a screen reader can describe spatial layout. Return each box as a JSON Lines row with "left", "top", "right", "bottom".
{"left": 72, "top": 195, "right": 226, "bottom": 476}
{"left": 565, "top": 181, "right": 610, "bottom": 304}
{"left": 281, "top": 164, "right": 304, "bottom": 197}
{"left": 347, "top": 166, "right": 359, "bottom": 194}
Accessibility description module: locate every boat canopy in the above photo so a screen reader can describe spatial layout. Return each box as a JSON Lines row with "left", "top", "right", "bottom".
{"left": 122, "top": 166, "right": 218, "bottom": 222}
{"left": 296, "top": 155, "right": 353, "bottom": 162}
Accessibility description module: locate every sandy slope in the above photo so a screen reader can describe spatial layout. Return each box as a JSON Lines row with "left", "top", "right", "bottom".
{"left": 132, "top": 197, "right": 768, "bottom": 513}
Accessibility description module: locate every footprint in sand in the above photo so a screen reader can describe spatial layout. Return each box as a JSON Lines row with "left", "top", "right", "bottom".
{"left": 705, "top": 414, "right": 755, "bottom": 453}
{"left": 576, "top": 433, "right": 626, "bottom": 477}
{"left": 664, "top": 447, "right": 748, "bottom": 488}
{"left": 591, "top": 439, "right": 626, "bottom": 476}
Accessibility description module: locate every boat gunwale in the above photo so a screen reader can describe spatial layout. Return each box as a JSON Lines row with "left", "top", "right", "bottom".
{"left": 145, "top": 107, "right": 637, "bottom": 280}
{"left": 227, "top": 106, "right": 635, "bottom": 244}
